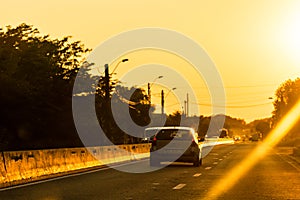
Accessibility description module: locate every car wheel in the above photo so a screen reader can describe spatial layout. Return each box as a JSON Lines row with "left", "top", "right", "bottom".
{"left": 199, "top": 157, "right": 203, "bottom": 166}
{"left": 193, "top": 154, "right": 200, "bottom": 167}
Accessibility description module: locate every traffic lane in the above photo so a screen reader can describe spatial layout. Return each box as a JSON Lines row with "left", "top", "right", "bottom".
{"left": 219, "top": 150, "right": 300, "bottom": 200}
{"left": 180, "top": 143, "right": 261, "bottom": 200}
{"left": 172, "top": 143, "right": 300, "bottom": 200}
{"left": 143, "top": 144, "right": 242, "bottom": 200}
{"left": 0, "top": 144, "right": 237, "bottom": 200}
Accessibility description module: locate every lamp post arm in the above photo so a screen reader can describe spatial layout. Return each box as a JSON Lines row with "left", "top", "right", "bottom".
{"left": 110, "top": 58, "right": 129, "bottom": 75}
{"left": 110, "top": 60, "right": 122, "bottom": 75}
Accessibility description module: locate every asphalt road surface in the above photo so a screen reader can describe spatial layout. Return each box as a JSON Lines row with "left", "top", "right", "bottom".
{"left": 1, "top": 143, "right": 300, "bottom": 200}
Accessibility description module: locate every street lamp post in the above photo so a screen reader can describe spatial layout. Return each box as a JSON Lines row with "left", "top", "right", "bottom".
{"left": 111, "top": 58, "right": 129, "bottom": 75}
{"left": 161, "top": 90, "right": 164, "bottom": 115}
{"left": 148, "top": 76, "right": 163, "bottom": 104}
{"left": 104, "top": 59, "right": 129, "bottom": 99}
{"left": 161, "top": 87, "right": 176, "bottom": 115}
{"left": 103, "top": 59, "right": 129, "bottom": 143}
{"left": 165, "top": 87, "right": 177, "bottom": 98}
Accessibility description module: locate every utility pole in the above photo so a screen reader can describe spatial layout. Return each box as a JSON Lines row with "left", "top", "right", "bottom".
{"left": 147, "top": 76, "right": 163, "bottom": 105}
{"left": 104, "top": 63, "right": 111, "bottom": 138}
{"left": 161, "top": 90, "right": 164, "bottom": 114}
{"left": 148, "top": 83, "right": 151, "bottom": 104}
{"left": 104, "top": 64, "right": 110, "bottom": 100}
{"left": 103, "top": 59, "right": 129, "bottom": 144}
{"left": 186, "top": 93, "right": 189, "bottom": 117}
{"left": 184, "top": 100, "right": 187, "bottom": 116}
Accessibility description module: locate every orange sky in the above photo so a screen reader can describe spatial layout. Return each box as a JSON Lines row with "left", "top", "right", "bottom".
{"left": 1, "top": 0, "right": 300, "bottom": 122}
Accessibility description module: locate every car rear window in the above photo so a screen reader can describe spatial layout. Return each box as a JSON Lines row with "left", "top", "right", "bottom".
{"left": 144, "top": 129, "right": 160, "bottom": 139}
{"left": 155, "top": 129, "right": 192, "bottom": 140}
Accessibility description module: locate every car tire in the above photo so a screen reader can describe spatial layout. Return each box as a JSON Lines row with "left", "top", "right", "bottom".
{"left": 199, "top": 157, "right": 203, "bottom": 166}
{"left": 193, "top": 154, "right": 202, "bottom": 167}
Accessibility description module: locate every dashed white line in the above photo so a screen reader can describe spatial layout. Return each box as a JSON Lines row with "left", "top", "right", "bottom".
{"left": 205, "top": 167, "right": 212, "bottom": 170}
{"left": 277, "top": 154, "right": 300, "bottom": 172}
{"left": 213, "top": 162, "right": 218, "bottom": 165}
{"left": 173, "top": 183, "right": 186, "bottom": 190}
{"left": 193, "top": 173, "right": 202, "bottom": 177}
{"left": 287, "top": 161, "right": 300, "bottom": 171}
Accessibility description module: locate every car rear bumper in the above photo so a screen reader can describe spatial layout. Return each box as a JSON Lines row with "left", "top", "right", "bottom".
{"left": 150, "top": 151, "right": 199, "bottom": 163}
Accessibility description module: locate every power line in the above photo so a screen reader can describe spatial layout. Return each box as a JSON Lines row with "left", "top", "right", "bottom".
{"left": 221, "top": 84, "right": 278, "bottom": 89}
{"left": 164, "top": 102, "right": 181, "bottom": 108}
{"left": 191, "top": 102, "right": 272, "bottom": 108}
{"left": 180, "top": 83, "right": 279, "bottom": 89}
{"left": 194, "top": 98, "right": 274, "bottom": 105}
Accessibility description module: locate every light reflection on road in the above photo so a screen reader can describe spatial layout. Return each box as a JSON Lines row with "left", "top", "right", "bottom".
{"left": 204, "top": 99, "right": 300, "bottom": 200}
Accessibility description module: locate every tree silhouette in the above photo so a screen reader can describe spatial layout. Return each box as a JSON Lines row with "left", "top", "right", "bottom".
{"left": 0, "top": 23, "right": 90, "bottom": 150}
{"left": 271, "top": 78, "right": 300, "bottom": 140}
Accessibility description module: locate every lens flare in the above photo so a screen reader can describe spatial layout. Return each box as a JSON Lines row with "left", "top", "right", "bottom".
{"left": 205, "top": 98, "right": 300, "bottom": 200}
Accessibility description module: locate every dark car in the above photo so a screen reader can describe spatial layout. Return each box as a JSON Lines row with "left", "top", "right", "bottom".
{"left": 149, "top": 127, "right": 203, "bottom": 167}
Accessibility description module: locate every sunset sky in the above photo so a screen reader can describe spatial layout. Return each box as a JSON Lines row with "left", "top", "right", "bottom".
{"left": 2, "top": 0, "right": 300, "bottom": 122}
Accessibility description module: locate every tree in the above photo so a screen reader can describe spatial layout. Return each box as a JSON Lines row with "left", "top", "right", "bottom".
{"left": 0, "top": 23, "right": 166, "bottom": 149}
{"left": 255, "top": 121, "right": 270, "bottom": 138}
{"left": 197, "top": 116, "right": 210, "bottom": 137}
{"left": 165, "top": 111, "right": 182, "bottom": 126}
{"left": 98, "top": 85, "right": 152, "bottom": 144}
{"left": 197, "top": 115, "right": 246, "bottom": 138}
{"left": 0, "top": 23, "right": 90, "bottom": 150}
{"left": 271, "top": 78, "right": 300, "bottom": 140}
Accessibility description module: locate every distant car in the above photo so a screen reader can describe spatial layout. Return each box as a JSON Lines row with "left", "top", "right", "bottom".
{"left": 250, "top": 133, "right": 260, "bottom": 141}
{"left": 234, "top": 136, "right": 241, "bottom": 141}
{"left": 219, "top": 128, "right": 229, "bottom": 138}
{"left": 149, "top": 127, "right": 203, "bottom": 167}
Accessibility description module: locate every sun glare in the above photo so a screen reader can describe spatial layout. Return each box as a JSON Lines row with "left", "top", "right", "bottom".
{"left": 279, "top": 11, "right": 300, "bottom": 62}
{"left": 204, "top": 98, "right": 300, "bottom": 200}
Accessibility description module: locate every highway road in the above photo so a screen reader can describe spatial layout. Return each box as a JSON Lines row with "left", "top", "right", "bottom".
{"left": 0, "top": 143, "right": 300, "bottom": 200}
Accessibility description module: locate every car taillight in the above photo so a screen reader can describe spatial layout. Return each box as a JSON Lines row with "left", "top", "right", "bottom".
{"left": 151, "top": 136, "right": 157, "bottom": 151}
{"left": 191, "top": 138, "right": 197, "bottom": 145}
{"left": 152, "top": 136, "right": 157, "bottom": 145}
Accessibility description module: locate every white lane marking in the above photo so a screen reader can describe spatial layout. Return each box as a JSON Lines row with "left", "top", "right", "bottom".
{"left": 223, "top": 155, "right": 227, "bottom": 158}
{"left": 205, "top": 167, "right": 212, "bottom": 170}
{"left": 287, "top": 161, "right": 300, "bottom": 171}
{"left": 219, "top": 159, "right": 223, "bottom": 161}
{"left": 0, "top": 159, "right": 148, "bottom": 191}
{"left": 213, "top": 162, "right": 218, "bottom": 165}
{"left": 193, "top": 173, "right": 202, "bottom": 177}
{"left": 152, "top": 182, "right": 160, "bottom": 185}
{"left": 173, "top": 183, "right": 186, "bottom": 190}
{"left": 277, "top": 154, "right": 300, "bottom": 172}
